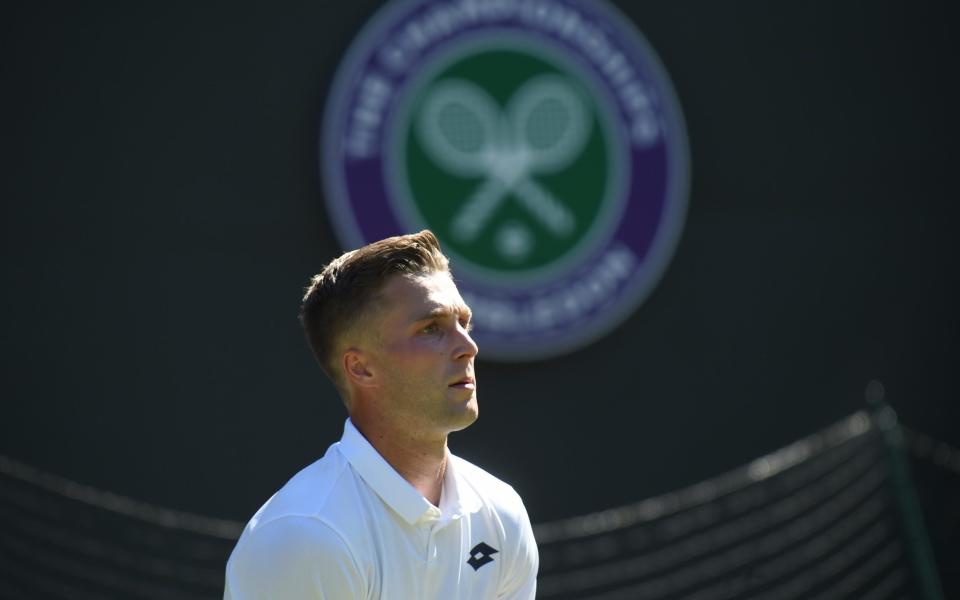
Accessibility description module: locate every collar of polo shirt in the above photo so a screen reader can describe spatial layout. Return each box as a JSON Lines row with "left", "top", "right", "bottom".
{"left": 337, "top": 419, "right": 482, "bottom": 524}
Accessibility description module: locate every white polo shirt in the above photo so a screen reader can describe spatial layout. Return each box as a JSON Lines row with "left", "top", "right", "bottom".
{"left": 224, "top": 420, "right": 538, "bottom": 599}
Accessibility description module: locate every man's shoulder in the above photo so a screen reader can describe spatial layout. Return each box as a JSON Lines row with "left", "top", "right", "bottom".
{"left": 451, "top": 454, "right": 528, "bottom": 516}
{"left": 225, "top": 450, "right": 371, "bottom": 598}
{"left": 452, "top": 453, "right": 539, "bottom": 597}
{"left": 242, "top": 442, "right": 360, "bottom": 536}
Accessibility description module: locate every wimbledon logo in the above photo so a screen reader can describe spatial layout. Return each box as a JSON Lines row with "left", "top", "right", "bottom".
{"left": 322, "top": 0, "right": 689, "bottom": 361}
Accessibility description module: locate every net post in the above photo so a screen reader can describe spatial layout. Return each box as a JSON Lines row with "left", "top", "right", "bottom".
{"left": 865, "top": 379, "right": 944, "bottom": 600}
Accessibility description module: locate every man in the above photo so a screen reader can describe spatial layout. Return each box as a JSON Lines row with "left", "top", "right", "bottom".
{"left": 224, "top": 230, "right": 538, "bottom": 599}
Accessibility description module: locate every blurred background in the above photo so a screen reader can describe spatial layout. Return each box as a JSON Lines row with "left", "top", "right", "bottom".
{"left": 2, "top": 0, "right": 957, "bottom": 598}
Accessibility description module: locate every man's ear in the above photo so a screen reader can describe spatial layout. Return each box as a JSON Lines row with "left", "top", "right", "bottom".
{"left": 342, "top": 348, "right": 376, "bottom": 388}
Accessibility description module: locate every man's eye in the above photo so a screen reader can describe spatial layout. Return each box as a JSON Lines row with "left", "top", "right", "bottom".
{"left": 421, "top": 323, "right": 440, "bottom": 334}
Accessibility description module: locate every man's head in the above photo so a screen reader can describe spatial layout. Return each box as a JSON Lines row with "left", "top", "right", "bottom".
{"left": 300, "top": 231, "right": 477, "bottom": 433}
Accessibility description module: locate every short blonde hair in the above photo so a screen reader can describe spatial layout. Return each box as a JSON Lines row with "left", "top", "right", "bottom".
{"left": 299, "top": 230, "right": 450, "bottom": 398}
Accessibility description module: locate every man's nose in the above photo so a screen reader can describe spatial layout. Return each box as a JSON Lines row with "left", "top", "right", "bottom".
{"left": 453, "top": 324, "right": 479, "bottom": 360}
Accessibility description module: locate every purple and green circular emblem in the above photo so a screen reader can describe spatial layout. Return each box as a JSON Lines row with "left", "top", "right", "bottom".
{"left": 322, "top": 0, "right": 689, "bottom": 361}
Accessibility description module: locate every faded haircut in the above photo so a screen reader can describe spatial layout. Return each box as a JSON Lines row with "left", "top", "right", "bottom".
{"left": 299, "top": 230, "right": 450, "bottom": 401}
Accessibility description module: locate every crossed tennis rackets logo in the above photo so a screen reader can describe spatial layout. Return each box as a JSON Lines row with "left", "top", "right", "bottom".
{"left": 416, "top": 75, "right": 591, "bottom": 247}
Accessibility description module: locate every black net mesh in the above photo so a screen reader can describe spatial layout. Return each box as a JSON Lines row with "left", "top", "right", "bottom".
{"left": 0, "top": 411, "right": 954, "bottom": 599}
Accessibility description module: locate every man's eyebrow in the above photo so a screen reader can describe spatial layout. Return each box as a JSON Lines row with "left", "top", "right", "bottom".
{"left": 414, "top": 305, "right": 473, "bottom": 322}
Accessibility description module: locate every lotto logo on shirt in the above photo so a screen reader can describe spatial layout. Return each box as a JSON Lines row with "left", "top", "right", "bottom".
{"left": 322, "top": 0, "right": 690, "bottom": 360}
{"left": 467, "top": 542, "right": 498, "bottom": 571}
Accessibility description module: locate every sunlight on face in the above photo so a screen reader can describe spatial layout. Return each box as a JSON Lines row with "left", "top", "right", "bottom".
{"left": 369, "top": 272, "right": 479, "bottom": 438}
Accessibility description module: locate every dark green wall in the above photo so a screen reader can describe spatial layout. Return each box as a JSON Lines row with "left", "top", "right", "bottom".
{"left": 3, "top": 0, "right": 956, "bottom": 533}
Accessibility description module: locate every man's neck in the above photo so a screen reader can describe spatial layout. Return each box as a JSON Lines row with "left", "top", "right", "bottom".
{"left": 351, "top": 417, "right": 448, "bottom": 507}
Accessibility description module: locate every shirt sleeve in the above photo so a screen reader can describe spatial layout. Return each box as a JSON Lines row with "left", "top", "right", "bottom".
{"left": 498, "top": 494, "right": 540, "bottom": 600}
{"left": 224, "top": 516, "right": 367, "bottom": 600}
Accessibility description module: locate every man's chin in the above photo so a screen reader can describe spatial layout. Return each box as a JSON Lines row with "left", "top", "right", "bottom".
{"left": 446, "top": 398, "right": 479, "bottom": 432}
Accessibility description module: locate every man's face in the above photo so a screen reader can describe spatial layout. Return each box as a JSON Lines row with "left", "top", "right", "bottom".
{"left": 365, "top": 271, "right": 479, "bottom": 439}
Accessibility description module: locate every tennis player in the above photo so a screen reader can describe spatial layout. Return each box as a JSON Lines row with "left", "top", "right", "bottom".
{"left": 224, "top": 230, "right": 538, "bottom": 599}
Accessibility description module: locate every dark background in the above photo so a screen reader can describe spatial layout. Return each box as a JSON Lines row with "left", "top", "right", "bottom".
{"left": 2, "top": 0, "right": 956, "bottom": 563}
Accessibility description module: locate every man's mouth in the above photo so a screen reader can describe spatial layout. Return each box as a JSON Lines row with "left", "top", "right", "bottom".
{"left": 449, "top": 376, "right": 476, "bottom": 389}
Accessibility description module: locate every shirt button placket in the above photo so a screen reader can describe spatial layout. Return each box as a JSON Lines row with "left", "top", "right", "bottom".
{"left": 427, "top": 521, "right": 441, "bottom": 562}
{"left": 422, "top": 518, "right": 445, "bottom": 597}
{"left": 421, "top": 507, "right": 442, "bottom": 563}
